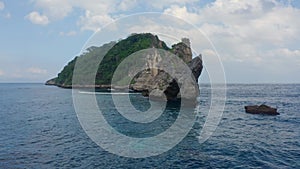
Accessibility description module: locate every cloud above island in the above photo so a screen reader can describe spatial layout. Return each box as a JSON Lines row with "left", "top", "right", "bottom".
{"left": 59, "top": 30, "right": 77, "bottom": 37}
{"left": 25, "top": 11, "right": 49, "bottom": 25}
{"left": 0, "top": 1, "right": 4, "bottom": 11}
{"left": 0, "top": 70, "right": 4, "bottom": 76}
{"left": 27, "top": 67, "right": 47, "bottom": 75}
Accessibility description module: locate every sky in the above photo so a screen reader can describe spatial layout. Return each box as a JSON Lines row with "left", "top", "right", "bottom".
{"left": 0, "top": 0, "right": 299, "bottom": 83}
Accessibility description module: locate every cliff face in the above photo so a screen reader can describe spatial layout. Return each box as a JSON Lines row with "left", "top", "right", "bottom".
{"left": 130, "top": 55, "right": 202, "bottom": 101}
{"left": 46, "top": 33, "right": 203, "bottom": 101}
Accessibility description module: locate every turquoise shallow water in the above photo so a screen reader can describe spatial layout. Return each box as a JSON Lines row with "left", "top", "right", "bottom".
{"left": 0, "top": 83, "right": 299, "bottom": 168}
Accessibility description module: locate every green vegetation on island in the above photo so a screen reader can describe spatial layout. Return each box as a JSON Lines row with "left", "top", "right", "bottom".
{"left": 46, "top": 33, "right": 191, "bottom": 88}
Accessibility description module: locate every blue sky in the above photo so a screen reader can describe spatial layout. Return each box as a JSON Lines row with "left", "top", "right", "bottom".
{"left": 0, "top": 0, "right": 299, "bottom": 83}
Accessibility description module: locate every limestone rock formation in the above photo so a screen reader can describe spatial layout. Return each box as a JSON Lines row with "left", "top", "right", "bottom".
{"left": 171, "top": 38, "right": 192, "bottom": 63}
{"left": 45, "top": 33, "right": 203, "bottom": 101}
{"left": 130, "top": 54, "right": 203, "bottom": 101}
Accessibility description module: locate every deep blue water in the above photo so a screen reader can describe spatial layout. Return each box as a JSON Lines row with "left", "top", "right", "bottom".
{"left": 0, "top": 83, "right": 299, "bottom": 168}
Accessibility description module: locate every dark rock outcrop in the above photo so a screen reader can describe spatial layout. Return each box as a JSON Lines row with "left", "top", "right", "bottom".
{"left": 188, "top": 55, "right": 202, "bottom": 83}
{"left": 245, "top": 104, "right": 279, "bottom": 115}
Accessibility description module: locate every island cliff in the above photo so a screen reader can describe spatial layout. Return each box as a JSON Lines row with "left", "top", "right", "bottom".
{"left": 46, "top": 33, "right": 203, "bottom": 101}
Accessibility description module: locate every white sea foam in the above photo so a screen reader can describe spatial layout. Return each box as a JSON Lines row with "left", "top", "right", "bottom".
{"left": 78, "top": 91, "right": 139, "bottom": 95}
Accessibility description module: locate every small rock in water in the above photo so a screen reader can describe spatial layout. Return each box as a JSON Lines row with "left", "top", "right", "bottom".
{"left": 245, "top": 104, "right": 279, "bottom": 115}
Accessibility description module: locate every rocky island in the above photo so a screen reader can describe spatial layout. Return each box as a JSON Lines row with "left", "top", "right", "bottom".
{"left": 46, "top": 33, "right": 203, "bottom": 101}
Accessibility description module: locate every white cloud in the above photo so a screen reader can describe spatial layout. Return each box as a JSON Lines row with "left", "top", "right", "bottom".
{"left": 33, "top": 0, "right": 72, "bottom": 20}
{"left": 145, "top": 0, "right": 198, "bottom": 9}
{"left": 0, "top": 1, "right": 10, "bottom": 19}
{"left": 27, "top": 67, "right": 47, "bottom": 74}
{"left": 163, "top": 5, "right": 200, "bottom": 24}
{"left": 28, "top": 0, "right": 200, "bottom": 31}
{"left": 0, "top": 70, "right": 4, "bottom": 76}
{"left": 200, "top": 0, "right": 300, "bottom": 45}
{"left": 59, "top": 30, "right": 77, "bottom": 36}
{"left": 77, "top": 10, "right": 114, "bottom": 32}
{"left": 161, "top": 0, "right": 300, "bottom": 82}
{"left": 26, "top": 11, "right": 49, "bottom": 25}
{"left": 267, "top": 48, "right": 300, "bottom": 58}
{"left": 73, "top": 0, "right": 117, "bottom": 15}
{"left": 0, "top": 1, "right": 4, "bottom": 11}
{"left": 5, "top": 12, "right": 11, "bottom": 19}
{"left": 190, "top": 0, "right": 300, "bottom": 65}
{"left": 263, "top": 48, "right": 300, "bottom": 68}
{"left": 118, "top": 0, "right": 137, "bottom": 11}
{"left": 30, "top": 0, "right": 118, "bottom": 30}
{"left": 202, "top": 49, "right": 217, "bottom": 58}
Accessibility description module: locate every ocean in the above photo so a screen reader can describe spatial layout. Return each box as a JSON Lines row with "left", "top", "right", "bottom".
{"left": 0, "top": 83, "right": 299, "bottom": 168}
